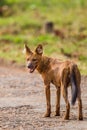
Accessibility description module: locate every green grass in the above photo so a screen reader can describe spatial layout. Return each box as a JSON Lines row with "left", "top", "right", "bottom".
{"left": 0, "top": 0, "right": 87, "bottom": 75}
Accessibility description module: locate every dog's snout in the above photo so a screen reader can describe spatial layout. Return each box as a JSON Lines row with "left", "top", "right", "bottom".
{"left": 27, "top": 64, "right": 31, "bottom": 68}
{"left": 27, "top": 63, "right": 33, "bottom": 69}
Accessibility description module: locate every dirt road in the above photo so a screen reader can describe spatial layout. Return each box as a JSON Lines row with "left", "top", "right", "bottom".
{"left": 0, "top": 64, "right": 87, "bottom": 130}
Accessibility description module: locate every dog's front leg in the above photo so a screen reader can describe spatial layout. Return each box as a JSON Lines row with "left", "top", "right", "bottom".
{"left": 44, "top": 85, "right": 51, "bottom": 117}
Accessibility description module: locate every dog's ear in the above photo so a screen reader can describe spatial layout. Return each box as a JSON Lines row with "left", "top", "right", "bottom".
{"left": 23, "top": 44, "right": 33, "bottom": 55}
{"left": 35, "top": 44, "right": 43, "bottom": 55}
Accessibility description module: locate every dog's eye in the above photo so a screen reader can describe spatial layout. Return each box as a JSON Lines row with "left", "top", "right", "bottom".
{"left": 26, "top": 58, "right": 29, "bottom": 61}
{"left": 32, "top": 58, "right": 37, "bottom": 61}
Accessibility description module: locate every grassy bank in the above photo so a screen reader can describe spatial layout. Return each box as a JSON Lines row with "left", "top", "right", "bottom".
{"left": 0, "top": 0, "right": 87, "bottom": 74}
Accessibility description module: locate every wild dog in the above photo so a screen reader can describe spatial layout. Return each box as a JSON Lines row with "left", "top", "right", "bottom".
{"left": 23, "top": 44, "right": 83, "bottom": 120}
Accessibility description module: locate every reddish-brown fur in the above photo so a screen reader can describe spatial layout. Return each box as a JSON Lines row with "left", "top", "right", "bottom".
{"left": 24, "top": 44, "right": 83, "bottom": 120}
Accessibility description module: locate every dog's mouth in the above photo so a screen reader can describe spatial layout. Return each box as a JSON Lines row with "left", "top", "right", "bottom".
{"left": 28, "top": 66, "right": 37, "bottom": 73}
{"left": 29, "top": 68, "right": 35, "bottom": 73}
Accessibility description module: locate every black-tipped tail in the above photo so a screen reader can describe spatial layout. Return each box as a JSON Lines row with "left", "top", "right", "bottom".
{"left": 70, "top": 67, "right": 78, "bottom": 105}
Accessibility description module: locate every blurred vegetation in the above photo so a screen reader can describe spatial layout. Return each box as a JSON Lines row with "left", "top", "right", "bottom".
{"left": 0, "top": 0, "right": 87, "bottom": 75}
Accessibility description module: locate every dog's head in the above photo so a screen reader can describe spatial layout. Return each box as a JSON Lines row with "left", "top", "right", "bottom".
{"left": 23, "top": 44, "right": 43, "bottom": 73}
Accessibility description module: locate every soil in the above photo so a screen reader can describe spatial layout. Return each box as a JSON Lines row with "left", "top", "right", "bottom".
{"left": 0, "top": 63, "right": 87, "bottom": 130}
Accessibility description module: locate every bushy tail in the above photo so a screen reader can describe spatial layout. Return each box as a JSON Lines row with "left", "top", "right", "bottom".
{"left": 70, "top": 66, "right": 78, "bottom": 105}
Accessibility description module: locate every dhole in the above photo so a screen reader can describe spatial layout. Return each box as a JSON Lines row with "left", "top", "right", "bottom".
{"left": 23, "top": 44, "right": 83, "bottom": 120}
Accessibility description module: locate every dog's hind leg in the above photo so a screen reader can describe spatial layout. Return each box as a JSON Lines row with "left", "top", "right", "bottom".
{"left": 55, "top": 87, "right": 61, "bottom": 116}
{"left": 74, "top": 66, "right": 83, "bottom": 120}
{"left": 62, "top": 85, "right": 70, "bottom": 120}
{"left": 78, "top": 97, "right": 83, "bottom": 120}
{"left": 77, "top": 86, "right": 83, "bottom": 120}
{"left": 61, "top": 68, "right": 70, "bottom": 120}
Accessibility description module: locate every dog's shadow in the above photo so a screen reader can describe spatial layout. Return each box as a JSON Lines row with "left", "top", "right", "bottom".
{"left": 46, "top": 111, "right": 87, "bottom": 122}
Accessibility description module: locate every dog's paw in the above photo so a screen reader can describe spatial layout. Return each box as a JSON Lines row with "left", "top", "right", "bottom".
{"left": 78, "top": 116, "right": 83, "bottom": 121}
{"left": 63, "top": 115, "right": 69, "bottom": 120}
{"left": 54, "top": 112, "right": 60, "bottom": 116}
{"left": 43, "top": 112, "right": 51, "bottom": 117}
